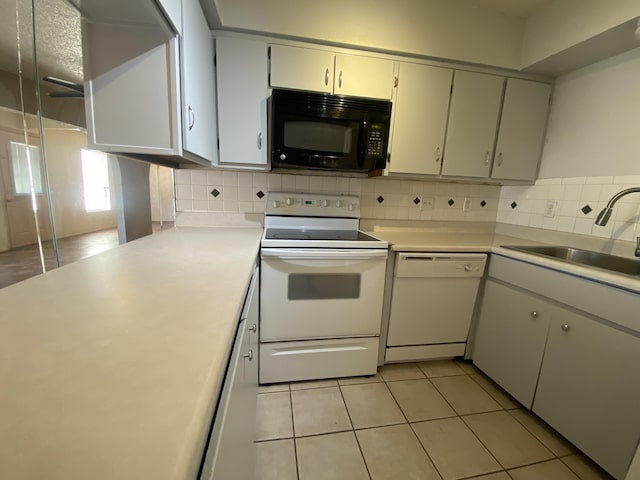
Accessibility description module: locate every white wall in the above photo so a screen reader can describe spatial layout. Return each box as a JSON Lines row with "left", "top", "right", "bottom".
{"left": 0, "top": 108, "right": 117, "bottom": 249}
{"left": 43, "top": 129, "right": 117, "bottom": 239}
{"left": 538, "top": 47, "right": 640, "bottom": 179}
{"left": 216, "top": 0, "right": 525, "bottom": 69}
{"left": 149, "top": 164, "right": 175, "bottom": 223}
{"left": 522, "top": 0, "right": 640, "bottom": 67}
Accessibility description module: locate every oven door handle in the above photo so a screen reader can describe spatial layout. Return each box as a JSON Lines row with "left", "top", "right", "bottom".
{"left": 261, "top": 248, "right": 388, "bottom": 260}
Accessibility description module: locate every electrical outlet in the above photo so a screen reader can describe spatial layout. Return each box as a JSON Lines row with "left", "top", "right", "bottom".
{"left": 421, "top": 196, "right": 434, "bottom": 210}
{"left": 463, "top": 197, "right": 472, "bottom": 212}
{"left": 544, "top": 200, "right": 557, "bottom": 218}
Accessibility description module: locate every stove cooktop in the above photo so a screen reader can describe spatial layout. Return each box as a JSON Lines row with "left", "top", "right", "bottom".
{"left": 264, "top": 229, "right": 381, "bottom": 242}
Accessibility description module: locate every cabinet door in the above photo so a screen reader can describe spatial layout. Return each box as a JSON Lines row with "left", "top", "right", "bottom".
{"left": 441, "top": 71, "right": 503, "bottom": 178}
{"left": 216, "top": 36, "right": 268, "bottom": 165}
{"left": 334, "top": 54, "right": 394, "bottom": 99}
{"left": 533, "top": 311, "right": 640, "bottom": 480}
{"left": 204, "top": 268, "right": 260, "bottom": 480}
{"left": 269, "top": 44, "right": 334, "bottom": 94}
{"left": 180, "top": 0, "right": 217, "bottom": 164}
{"left": 491, "top": 79, "right": 551, "bottom": 182}
{"left": 472, "top": 280, "right": 551, "bottom": 408}
{"left": 388, "top": 63, "right": 452, "bottom": 175}
{"left": 244, "top": 266, "right": 259, "bottom": 397}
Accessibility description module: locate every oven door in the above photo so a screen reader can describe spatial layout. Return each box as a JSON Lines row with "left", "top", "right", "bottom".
{"left": 260, "top": 248, "right": 388, "bottom": 341}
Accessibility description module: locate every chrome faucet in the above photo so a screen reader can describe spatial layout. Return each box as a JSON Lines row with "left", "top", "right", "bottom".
{"left": 594, "top": 186, "right": 640, "bottom": 257}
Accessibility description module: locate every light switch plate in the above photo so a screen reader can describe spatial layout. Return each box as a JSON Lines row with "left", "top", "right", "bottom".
{"left": 544, "top": 200, "right": 557, "bottom": 218}
{"left": 421, "top": 196, "right": 434, "bottom": 210}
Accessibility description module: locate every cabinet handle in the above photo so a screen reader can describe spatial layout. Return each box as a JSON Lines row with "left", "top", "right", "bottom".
{"left": 257, "top": 132, "right": 263, "bottom": 150}
{"left": 188, "top": 106, "right": 195, "bottom": 131}
{"left": 561, "top": 323, "right": 571, "bottom": 333}
{"left": 484, "top": 151, "right": 491, "bottom": 166}
{"left": 530, "top": 311, "right": 539, "bottom": 319}
{"left": 248, "top": 323, "right": 257, "bottom": 333}
{"left": 497, "top": 152, "right": 503, "bottom": 166}
{"left": 338, "top": 70, "right": 343, "bottom": 89}
{"left": 243, "top": 349, "right": 254, "bottom": 361}
{"left": 434, "top": 147, "right": 442, "bottom": 163}
{"left": 325, "top": 68, "right": 329, "bottom": 86}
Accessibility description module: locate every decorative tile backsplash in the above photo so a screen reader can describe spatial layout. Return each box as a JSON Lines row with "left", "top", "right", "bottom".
{"left": 498, "top": 176, "right": 640, "bottom": 241}
{"left": 174, "top": 170, "right": 500, "bottom": 222}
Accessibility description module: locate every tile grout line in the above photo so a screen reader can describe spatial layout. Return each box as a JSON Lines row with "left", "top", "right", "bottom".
{"left": 427, "top": 372, "right": 512, "bottom": 474}
{"left": 288, "top": 388, "right": 301, "bottom": 480}
{"left": 381, "top": 364, "right": 450, "bottom": 480}
{"left": 336, "top": 382, "right": 373, "bottom": 480}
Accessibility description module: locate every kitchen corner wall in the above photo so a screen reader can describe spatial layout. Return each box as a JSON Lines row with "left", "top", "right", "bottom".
{"left": 174, "top": 170, "right": 500, "bottom": 222}
{"left": 498, "top": 175, "right": 640, "bottom": 242}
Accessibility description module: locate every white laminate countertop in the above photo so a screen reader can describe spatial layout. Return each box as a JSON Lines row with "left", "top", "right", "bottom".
{"left": 369, "top": 229, "right": 640, "bottom": 294}
{"left": 0, "top": 227, "right": 262, "bottom": 480}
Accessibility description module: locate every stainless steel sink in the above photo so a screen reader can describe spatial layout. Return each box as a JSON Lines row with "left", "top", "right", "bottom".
{"left": 501, "top": 245, "right": 640, "bottom": 276}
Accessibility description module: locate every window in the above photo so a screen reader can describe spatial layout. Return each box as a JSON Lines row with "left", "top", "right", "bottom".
{"left": 81, "top": 149, "right": 111, "bottom": 212}
{"left": 10, "top": 141, "right": 43, "bottom": 195}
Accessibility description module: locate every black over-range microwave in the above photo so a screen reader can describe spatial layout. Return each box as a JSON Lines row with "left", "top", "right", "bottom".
{"left": 269, "top": 89, "right": 392, "bottom": 173}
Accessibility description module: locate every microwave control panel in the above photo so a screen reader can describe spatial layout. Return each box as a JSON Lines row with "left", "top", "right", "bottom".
{"left": 366, "top": 125, "right": 385, "bottom": 158}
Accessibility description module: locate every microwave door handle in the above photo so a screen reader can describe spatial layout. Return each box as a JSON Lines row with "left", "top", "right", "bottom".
{"left": 358, "top": 119, "right": 367, "bottom": 166}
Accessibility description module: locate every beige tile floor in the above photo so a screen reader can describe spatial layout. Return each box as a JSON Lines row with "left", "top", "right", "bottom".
{"left": 254, "top": 359, "right": 614, "bottom": 480}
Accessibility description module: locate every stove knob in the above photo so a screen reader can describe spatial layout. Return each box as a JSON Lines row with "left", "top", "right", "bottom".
{"left": 279, "top": 154, "right": 286, "bottom": 161}
{"left": 335, "top": 200, "right": 343, "bottom": 208}
{"left": 272, "top": 200, "right": 280, "bottom": 208}
{"left": 286, "top": 197, "right": 293, "bottom": 206}
{"left": 322, "top": 199, "right": 329, "bottom": 207}
{"left": 348, "top": 203, "right": 355, "bottom": 211}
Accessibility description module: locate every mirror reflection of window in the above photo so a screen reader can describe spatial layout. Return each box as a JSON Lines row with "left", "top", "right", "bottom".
{"left": 80, "top": 149, "right": 111, "bottom": 212}
{"left": 9, "top": 141, "right": 42, "bottom": 195}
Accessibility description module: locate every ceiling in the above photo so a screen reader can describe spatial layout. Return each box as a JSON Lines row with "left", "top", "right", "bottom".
{"left": 0, "top": 0, "right": 553, "bottom": 90}
{"left": 468, "top": 0, "right": 553, "bottom": 18}
{"left": 0, "top": 0, "right": 82, "bottom": 85}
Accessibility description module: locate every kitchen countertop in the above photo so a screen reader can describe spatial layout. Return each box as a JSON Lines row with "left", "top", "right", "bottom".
{"left": 369, "top": 228, "right": 640, "bottom": 294}
{"left": 0, "top": 227, "right": 262, "bottom": 480}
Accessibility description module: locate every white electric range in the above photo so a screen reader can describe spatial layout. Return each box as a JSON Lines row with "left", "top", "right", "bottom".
{"left": 259, "top": 191, "right": 389, "bottom": 384}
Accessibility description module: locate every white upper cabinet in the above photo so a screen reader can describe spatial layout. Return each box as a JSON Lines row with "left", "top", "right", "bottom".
{"left": 216, "top": 36, "right": 269, "bottom": 166}
{"left": 333, "top": 54, "right": 394, "bottom": 99}
{"left": 84, "top": 23, "right": 181, "bottom": 157}
{"left": 388, "top": 62, "right": 453, "bottom": 175}
{"left": 82, "top": 0, "right": 218, "bottom": 167}
{"left": 269, "top": 45, "right": 334, "bottom": 94}
{"left": 155, "top": 0, "right": 182, "bottom": 34}
{"left": 269, "top": 44, "right": 394, "bottom": 99}
{"left": 491, "top": 79, "right": 552, "bottom": 181}
{"left": 441, "top": 71, "right": 504, "bottom": 178}
{"left": 180, "top": 0, "right": 217, "bottom": 164}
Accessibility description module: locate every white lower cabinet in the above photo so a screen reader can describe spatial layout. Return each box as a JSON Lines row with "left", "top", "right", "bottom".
{"left": 472, "top": 256, "right": 640, "bottom": 480}
{"left": 201, "top": 267, "right": 259, "bottom": 480}
{"left": 472, "top": 280, "right": 551, "bottom": 408}
{"left": 533, "top": 310, "right": 640, "bottom": 480}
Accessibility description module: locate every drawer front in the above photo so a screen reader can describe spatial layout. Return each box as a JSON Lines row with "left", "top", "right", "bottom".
{"left": 260, "top": 337, "right": 379, "bottom": 384}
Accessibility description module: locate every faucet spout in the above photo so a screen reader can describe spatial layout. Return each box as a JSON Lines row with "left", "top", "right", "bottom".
{"left": 594, "top": 187, "right": 640, "bottom": 226}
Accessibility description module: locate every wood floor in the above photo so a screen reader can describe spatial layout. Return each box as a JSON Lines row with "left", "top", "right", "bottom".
{"left": 0, "top": 223, "right": 173, "bottom": 289}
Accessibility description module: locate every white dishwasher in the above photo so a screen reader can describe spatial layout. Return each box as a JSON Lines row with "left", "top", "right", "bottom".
{"left": 385, "top": 252, "right": 487, "bottom": 362}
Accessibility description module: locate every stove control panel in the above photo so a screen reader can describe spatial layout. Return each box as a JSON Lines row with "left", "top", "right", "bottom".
{"left": 265, "top": 192, "right": 360, "bottom": 218}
